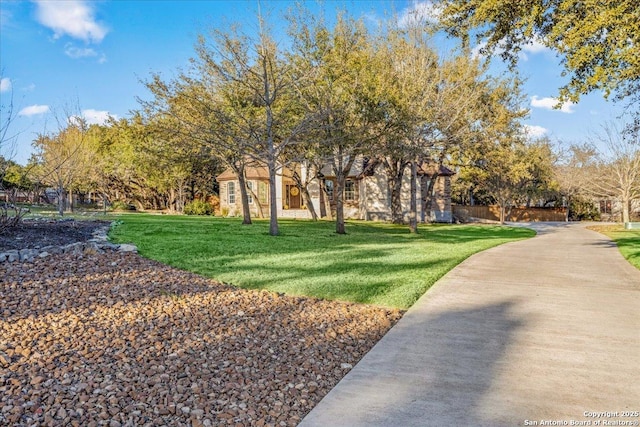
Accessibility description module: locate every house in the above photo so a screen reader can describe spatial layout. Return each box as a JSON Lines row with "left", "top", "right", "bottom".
{"left": 597, "top": 198, "right": 640, "bottom": 222}
{"left": 216, "top": 157, "right": 454, "bottom": 223}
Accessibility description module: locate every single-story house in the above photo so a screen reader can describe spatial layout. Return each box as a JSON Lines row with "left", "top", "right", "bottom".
{"left": 216, "top": 157, "right": 454, "bottom": 223}
{"left": 598, "top": 198, "right": 640, "bottom": 222}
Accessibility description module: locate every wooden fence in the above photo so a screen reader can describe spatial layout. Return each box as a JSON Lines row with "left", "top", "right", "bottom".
{"left": 453, "top": 204, "right": 567, "bottom": 222}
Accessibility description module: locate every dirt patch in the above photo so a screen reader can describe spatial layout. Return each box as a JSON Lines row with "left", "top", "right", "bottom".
{"left": 586, "top": 224, "right": 625, "bottom": 234}
{"left": 0, "top": 252, "right": 403, "bottom": 426}
{"left": 0, "top": 220, "right": 109, "bottom": 251}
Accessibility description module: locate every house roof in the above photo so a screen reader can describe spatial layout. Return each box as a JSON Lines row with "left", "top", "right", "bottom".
{"left": 216, "top": 164, "right": 296, "bottom": 182}
{"left": 418, "top": 162, "right": 455, "bottom": 177}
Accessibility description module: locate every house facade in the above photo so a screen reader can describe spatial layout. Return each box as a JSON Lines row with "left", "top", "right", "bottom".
{"left": 597, "top": 198, "right": 640, "bottom": 222}
{"left": 216, "top": 157, "right": 454, "bottom": 223}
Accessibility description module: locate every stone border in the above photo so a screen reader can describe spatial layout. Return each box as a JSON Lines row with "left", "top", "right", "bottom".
{"left": 0, "top": 222, "right": 138, "bottom": 263}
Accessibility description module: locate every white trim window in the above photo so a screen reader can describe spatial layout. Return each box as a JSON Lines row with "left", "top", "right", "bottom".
{"left": 345, "top": 180, "right": 356, "bottom": 201}
{"left": 227, "top": 182, "right": 236, "bottom": 204}
{"left": 325, "top": 179, "right": 334, "bottom": 201}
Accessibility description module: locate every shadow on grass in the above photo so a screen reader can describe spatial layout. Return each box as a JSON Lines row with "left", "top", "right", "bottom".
{"left": 109, "top": 216, "right": 535, "bottom": 308}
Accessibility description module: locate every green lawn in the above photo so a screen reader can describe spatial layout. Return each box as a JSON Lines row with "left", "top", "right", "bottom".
{"left": 588, "top": 225, "right": 640, "bottom": 270}
{"left": 18, "top": 203, "right": 118, "bottom": 220}
{"left": 109, "top": 215, "right": 535, "bottom": 309}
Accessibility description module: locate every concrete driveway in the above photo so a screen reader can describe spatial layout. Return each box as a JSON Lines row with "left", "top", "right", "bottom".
{"left": 300, "top": 223, "right": 640, "bottom": 426}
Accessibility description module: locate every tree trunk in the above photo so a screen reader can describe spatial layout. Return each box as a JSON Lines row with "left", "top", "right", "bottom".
{"left": 622, "top": 196, "right": 630, "bottom": 223}
{"left": 384, "top": 158, "right": 406, "bottom": 224}
{"left": 291, "top": 170, "right": 318, "bottom": 221}
{"left": 302, "top": 186, "right": 318, "bottom": 220}
{"left": 268, "top": 161, "right": 278, "bottom": 235}
{"left": 236, "top": 168, "right": 253, "bottom": 225}
{"left": 423, "top": 173, "right": 438, "bottom": 223}
{"left": 248, "top": 185, "right": 265, "bottom": 219}
{"left": 319, "top": 181, "right": 327, "bottom": 218}
{"left": 57, "top": 185, "right": 65, "bottom": 216}
{"left": 420, "top": 175, "right": 427, "bottom": 223}
{"left": 499, "top": 199, "right": 506, "bottom": 224}
{"left": 333, "top": 154, "right": 355, "bottom": 235}
{"left": 177, "top": 181, "right": 185, "bottom": 213}
{"left": 409, "top": 160, "right": 418, "bottom": 233}
{"left": 67, "top": 191, "right": 74, "bottom": 213}
{"left": 319, "top": 183, "right": 333, "bottom": 220}
{"left": 169, "top": 188, "right": 176, "bottom": 213}
{"left": 335, "top": 173, "right": 346, "bottom": 234}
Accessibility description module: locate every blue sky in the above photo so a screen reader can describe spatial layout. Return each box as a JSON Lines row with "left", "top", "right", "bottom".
{"left": 0, "top": 0, "right": 627, "bottom": 165}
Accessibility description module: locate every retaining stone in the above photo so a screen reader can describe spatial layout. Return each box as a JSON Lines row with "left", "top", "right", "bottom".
{"left": 0, "top": 223, "right": 137, "bottom": 263}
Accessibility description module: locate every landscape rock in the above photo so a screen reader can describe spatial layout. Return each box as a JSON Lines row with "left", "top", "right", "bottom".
{"left": 117, "top": 243, "right": 138, "bottom": 253}
{"left": 0, "top": 251, "right": 403, "bottom": 426}
{"left": 0, "top": 220, "right": 133, "bottom": 263}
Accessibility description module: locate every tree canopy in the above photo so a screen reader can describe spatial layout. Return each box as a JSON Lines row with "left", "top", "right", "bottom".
{"left": 16, "top": 4, "right": 574, "bottom": 229}
{"left": 439, "top": 0, "right": 640, "bottom": 111}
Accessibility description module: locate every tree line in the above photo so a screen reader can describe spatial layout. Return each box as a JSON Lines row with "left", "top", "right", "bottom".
{"left": 2, "top": 3, "right": 638, "bottom": 232}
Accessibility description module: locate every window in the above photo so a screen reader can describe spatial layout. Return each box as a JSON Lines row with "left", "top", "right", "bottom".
{"left": 345, "top": 180, "right": 356, "bottom": 201}
{"left": 258, "top": 181, "right": 268, "bottom": 204}
{"left": 227, "top": 182, "right": 235, "bottom": 204}
{"left": 246, "top": 181, "right": 254, "bottom": 204}
{"left": 600, "top": 200, "right": 612, "bottom": 214}
{"left": 324, "top": 180, "right": 334, "bottom": 200}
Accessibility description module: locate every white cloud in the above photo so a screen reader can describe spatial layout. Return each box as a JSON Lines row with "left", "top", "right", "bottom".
{"left": 64, "top": 43, "right": 98, "bottom": 59}
{"left": 471, "top": 41, "right": 489, "bottom": 59}
{"left": 522, "top": 38, "right": 548, "bottom": 54}
{"left": 0, "top": 77, "right": 11, "bottom": 92}
{"left": 82, "top": 109, "right": 115, "bottom": 125}
{"left": 523, "top": 124, "right": 548, "bottom": 138}
{"left": 23, "top": 83, "right": 36, "bottom": 92}
{"left": 472, "top": 36, "right": 550, "bottom": 61}
{"left": 471, "top": 39, "right": 509, "bottom": 60}
{"left": 531, "top": 95, "right": 575, "bottom": 113}
{"left": 33, "top": 0, "right": 108, "bottom": 43}
{"left": 398, "top": 1, "right": 442, "bottom": 27}
{"left": 519, "top": 38, "right": 552, "bottom": 61}
{"left": 19, "top": 104, "right": 50, "bottom": 116}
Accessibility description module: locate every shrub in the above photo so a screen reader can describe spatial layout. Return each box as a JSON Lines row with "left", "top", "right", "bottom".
{"left": 208, "top": 194, "right": 220, "bottom": 214}
{"left": 569, "top": 196, "right": 600, "bottom": 221}
{"left": 184, "top": 199, "right": 213, "bottom": 216}
{"left": 111, "top": 201, "right": 136, "bottom": 211}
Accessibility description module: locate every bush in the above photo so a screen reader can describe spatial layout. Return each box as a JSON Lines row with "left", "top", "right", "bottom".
{"left": 111, "top": 201, "right": 136, "bottom": 211}
{"left": 569, "top": 196, "right": 600, "bottom": 221}
{"left": 184, "top": 199, "right": 213, "bottom": 216}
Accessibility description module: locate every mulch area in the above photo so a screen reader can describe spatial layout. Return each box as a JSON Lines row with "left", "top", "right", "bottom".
{"left": 0, "top": 223, "right": 403, "bottom": 426}
{"left": 0, "top": 219, "right": 110, "bottom": 251}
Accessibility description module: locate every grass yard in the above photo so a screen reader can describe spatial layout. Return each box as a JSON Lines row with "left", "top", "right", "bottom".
{"left": 587, "top": 225, "right": 640, "bottom": 270}
{"left": 17, "top": 203, "right": 118, "bottom": 220}
{"left": 109, "top": 215, "right": 535, "bottom": 309}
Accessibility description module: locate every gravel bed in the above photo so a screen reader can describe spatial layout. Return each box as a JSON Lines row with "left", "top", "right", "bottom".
{"left": 0, "top": 252, "right": 403, "bottom": 426}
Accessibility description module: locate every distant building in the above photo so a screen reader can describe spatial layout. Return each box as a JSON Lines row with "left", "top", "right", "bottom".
{"left": 597, "top": 198, "right": 640, "bottom": 222}
{"left": 216, "top": 157, "right": 454, "bottom": 223}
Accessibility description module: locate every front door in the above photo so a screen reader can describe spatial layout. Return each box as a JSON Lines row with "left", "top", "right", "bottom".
{"left": 285, "top": 184, "right": 301, "bottom": 209}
